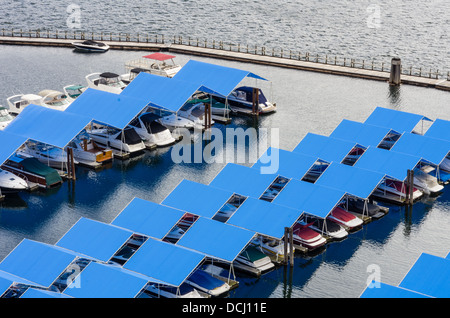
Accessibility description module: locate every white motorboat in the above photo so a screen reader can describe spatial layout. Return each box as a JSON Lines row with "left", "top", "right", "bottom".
{"left": 85, "top": 72, "right": 127, "bottom": 94}
{"left": 185, "top": 269, "right": 230, "bottom": 297}
{"left": 413, "top": 166, "right": 444, "bottom": 195}
{"left": 37, "top": 90, "right": 72, "bottom": 111}
{"left": 185, "top": 95, "right": 231, "bottom": 117}
{"left": 17, "top": 141, "right": 78, "bottom": 169}
{"left": 301, "top": 217, "right": 348, "bottom": 240}
{"left": 0, "top": 169, "right": 28, "bottom": 194}
{"left": 374, "top": 179, "right": 423, "bottom": 203}
{"left": 66, "top": 130, "right": 113, "bottom": 167}
{"left": 72, "top": 40, "right": 109, "bottom": 53}
{"left": 158, "top": 113, "right": 196, "bottom": 131}
{"left": 142, "top": 283, "right": 205, "bottom": 298}
{"left": 212, "top": 86, "right": 276, "bottom": 115}
{"left": 123, "top": 52, "right": 181, "bottom": 78}
{"left": 328, "top": 206, "right": 363, "bottom": 230}
{"left": 234, "top": 246, "right": 275, "bottom": 276}
{"left": 6, "top": 93, "right": 44, "bottom": 116}
{"left": 63, "top": 84, "right": 86, "bottom": 101}
{"left": 250, "top": 236, "right": 293, "bottom": 263}
{"left": 87, "top": 126, "right": 146, "bottom": 155}
{"left": 0, "top": 106, "right": 14, "bottom": 130}
{"left": 177, "top": 102, "right": 214, "bottom": 130}
{"left": 128, "top": 113, "right": 176, "bottom": 148}
{"left": 345, "top": 197, "right": 387, "bottom": 219}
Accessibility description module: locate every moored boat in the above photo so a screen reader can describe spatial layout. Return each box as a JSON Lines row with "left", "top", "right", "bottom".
{"left": 87, "top": 126, "right": 146, "bottom": 156}
{"left": 328, "top": 206, "right": 363, "bottom": 230}
{"left": 292, "top": 222, "right": 327, "bottom": 251}
{"left": 128, "top": 112, "right": 176, "bottom": 148}
{"left": 0, "top": 106, "right": 14, "bottom": 130}
{"left": 185, "top": 269, "right": 230, "bottom": 297}
{"left": 234, "top": 246, "right": 275, "bottom": 277}
{"left": 72, "top": 40, "right": 110, "bottom": 53}
{"left": 0, "top": 169, "right": 28, "bottom": 194}
{"left": 85, "top": 72, "right": 127, "bottom": 94}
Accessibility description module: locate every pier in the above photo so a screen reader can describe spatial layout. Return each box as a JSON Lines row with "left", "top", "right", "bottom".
{"left": 1, "top": 29, "right": 450, "bottom": 91}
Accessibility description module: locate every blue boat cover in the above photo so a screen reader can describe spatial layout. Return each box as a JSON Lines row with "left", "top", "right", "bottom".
{"left": 227, "top": 197, "right": 302, "bottom": 239}
{"left": 315, "top": 162, "right": 385, "bottom": 199}
{"left": 0, "top": 239, "right": 94, "bottom": 288}
{"left": 360, "top": 281, "right": 429, "bottom": 298}
{"left": 209, "top": 163, "right": 278, "bottom": 198}
{"left": 252, "top": 147, "right": 320, "bottom": 180}
{"left": 391, "top": 132, "right": 450, "bottom": 166}
{"left": 273, "top": 179, "right": 346, "bottom": 218}
{"left": 399, "top": 253, "right": 450, "bottom": 298}
{"left": 4, "top": 104, "right": 92, "bottom": 149}
{"left": 162, "top": 180, "right": 234, "bottom": 219}
{"left": 424, "top": 119, "right": 450, "bottom": 142}
{"left": 20, "top": 288, "right": 72, "bottom": 298}
{"left": 177, "top": 217, "right": 255, "bottom": 262}
{"left": 65, "top": 88, "right": 149, "bottom": 129}
{"left": 0, "top": 130, "right": 28, "bottom": 165}
{"left": 64, "top": 262, "right": 149, "bottom": 298}
{"left": 112, "top": 198, "right": 185, "bottom": 239}
{"left": 364, "top": 107, "right": 432, "bottom": 134}
{"left": 293, "top": 133, "right": 358, "bottom": 164}
{"left": 124, "top": 238, "right": 205, "bottom": 287}
{"left": 121, "top": 72, "right": 218, "bottom": 112}
{"left": 354, "top": 147, "right": 422, "bottom": 181}
{"left": 56, "top": 218, "right": 133, "bottom": 262}
{"left": 330, "top": 119, "right": 393, "bottom": 147}
{"left": 0, "top": 270, "right": 45, "bottom": 297}
{"left": 173, "top": 59, "right": 266, "bottom": 97}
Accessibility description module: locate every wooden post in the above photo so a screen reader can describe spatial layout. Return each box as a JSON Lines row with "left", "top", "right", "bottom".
{"left": 283, "top": 228, "right": 288, "bottom": 265}
{"left": 389, "top": 57, "right": 402, "bottom": 85}
{"left": 252, "top": 88, "right": 259, "bottom": 116}
{"left": 409, "top": 170, "right": 414, "bottom": 205}
{"left": 289, "top": 227, "right": 294, "bottom": 266}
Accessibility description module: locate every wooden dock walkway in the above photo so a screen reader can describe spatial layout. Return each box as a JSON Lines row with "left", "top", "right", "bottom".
{"left": 1, "top": 34, "right": 449, "bottom": 91}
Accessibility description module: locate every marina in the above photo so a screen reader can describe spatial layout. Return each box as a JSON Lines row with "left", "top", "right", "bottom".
{"left": 0, "top": 37, "right": 449, "bottom": 298}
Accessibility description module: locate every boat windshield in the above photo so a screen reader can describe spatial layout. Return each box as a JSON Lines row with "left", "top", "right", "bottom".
{"left": 0, "top": 108, "right": 13, "bottom": 121}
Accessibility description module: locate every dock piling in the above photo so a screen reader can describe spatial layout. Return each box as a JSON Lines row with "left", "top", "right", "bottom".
{"left": 389, "top": 57, "right": 402, "bottom": 85}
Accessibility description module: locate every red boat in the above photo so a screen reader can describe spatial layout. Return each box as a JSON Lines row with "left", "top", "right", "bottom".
{"left": 328, "top": 207, "right": 363, "bottom": 230}
{"left": 292, "top": 222, "right": 327, "bottom": 251}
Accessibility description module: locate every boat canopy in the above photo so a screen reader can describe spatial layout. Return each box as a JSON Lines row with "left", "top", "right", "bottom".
{"left": 121, "top": 72, "right": 220, "bottom": 112}
{"left": 112, "top": 198, "right": 185, "bottom": 240}
{"left": 391, "top": 132, "right": 450, "bottom": 166}
{"left": 56, "top": 217, "right": 134, "bottom": 263}
{"left": 0, "top": 130, "right": 28, "bottom": 166}
{"left": 293, "top": 133, "right": 362, "bottom": 164}
{"left": 360, "top": 281, "right": 430, "bottom": 298}
{"left": 0, "top": 239, "right": 95, "bottom": 288}
{"left": 272, "top": 179, "right": 346, "bottom": 219}
{"left": 124, "top": 238, "right": 205, "bottom": 287}
{"left": 353, "top": 146, "right": 422, "bottom": 181}
{"left": 20, "top": 288, "right": 72, "bottom": 298}
{"left": 65, "top": 88, "right": 149, "bottom": 129}
{"left": 364, "top": 107, "right": 432, "bottom": 134}
{"left": 177, "top": 217, "right": 256, "bottom": 263}
{"left": 252, "top": 147, "right": 323, "bottom": 180}
{"left": 315, "top": 162, "right": 386, "bottom": 200}
{"left": 210, "top": 163, "right": 279, "bottom": 199}
{"left": 4, "top": 104, "right": 92, "bottom": 149}
{"left": 399, "top": 253, "right": 450, "bottom": 298}
{"left": 63, "top": 261, "right": 150, "bottom": 298}
{"left": 424, "top": 118, "right": 450, "bottom": 142}
{"left": 227, "top": 197, "right": 302, "bottom": 240}
{"left": 162, "top": 179, "right": 234, "bottom": 219}
{"left": 0, "top": 270, "right": 45, "bottom": 297}
{"left": 330, "top": 119, "right": 396, "bottom": 148}
{"left": 173, "top": 59, "right": 267, "bottom": 97}
{"left": 143, "top": 52, "right": 176, "bottom": 61}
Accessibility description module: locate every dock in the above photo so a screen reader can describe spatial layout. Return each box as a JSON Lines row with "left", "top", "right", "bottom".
{"left": 1, "top": 31, "right": 449, "bottom": 91}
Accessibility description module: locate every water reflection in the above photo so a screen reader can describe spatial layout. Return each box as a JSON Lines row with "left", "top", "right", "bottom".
{"left": 388, "top": 84, "right": 402, "bottom": 106}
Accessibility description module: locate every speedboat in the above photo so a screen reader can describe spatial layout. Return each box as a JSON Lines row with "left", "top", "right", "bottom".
{"left": 373, "top": 179, "right": 423, "bottom": 204}
{"left": 67, "top": 130, "right": 113, "bottom": 167}
{"left": 0, "top": 106, "right": 14, "bottom": 130}
{"left": 0, "top": 169, "right": 28, "bottom": 194}
{"left": 345, "top": 197, "right": 387, "bottom": 219}
{"left": 6, "top": 93, "right": 44, "bottom": 116}
{"left": 128, "top": 113, "right": 176, "bottom": 148}
{"left": 212, "top": 86, "right": 276, "bottom": 115}
{"left": 234, "top": 246, "right": 275, "bottom": 277}
{"left": 303, "top": 216, "right": 348, "bottom": 240}
{"left": 163, "top": 226, "right": 185, "bottom": 243}
{"left": 123, "top": 52, "right": 181, "bottom": 78}
{"left": 85, "top": 72, "right": 127, "bottom": 94}
{"left": 186, "top": 97, "right": 231, "bottom": 116}
{"left": 177, "top": 102, "right": 214, "bottom": 130}
{"left": 328, "top": 206, "right": 363, "bottom": 230}
{"left": 87, "top": 126, "right": 146, "bottom": 155}
{"left": 71, "top": 40, "right": 109, "bottom": 53}
{"left": 377, "top": 131, "right": 401, "bottom": 150}
{"left": 413, "top": 166, "right": 444, "bottom": 196}
{"left": 142, "top": 283, "right": 205, "bottom": 298}
{"left": 250, "top": 236, "right": 293, "bottom": 263}
{"left": 292, "top": 222, "right": 327, "bottom": 251}
{"left": 63, "top": 84, "right": 86, "bottom": 101}
{"left": 185, "top": 269, "right": 230, "bottom": 297}
{"left": 158, "top": 113, "right": 196, "bottom": 131}
{"left": 17, "top": 141, "right": 78, "bottom": 169}
{"left": 37, "top": 90, "right": 72, "bottom": 111}
{"left": 1, "top": 154, "right": 62, "bottom": 189}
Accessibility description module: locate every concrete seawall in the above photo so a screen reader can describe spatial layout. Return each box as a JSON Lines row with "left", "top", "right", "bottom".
{"left": 1, "top": 35, "right": 449, "bottom": 92}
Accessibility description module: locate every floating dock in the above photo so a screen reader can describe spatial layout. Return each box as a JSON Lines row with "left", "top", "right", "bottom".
{"left": 1, "top": 34, "right": 449, "bottom": 91}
